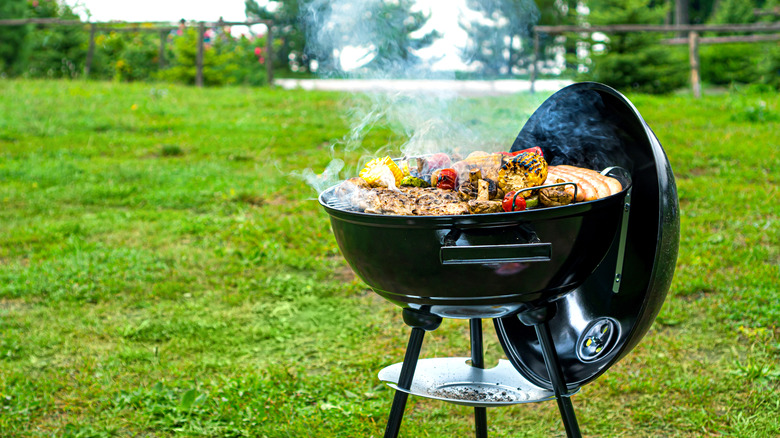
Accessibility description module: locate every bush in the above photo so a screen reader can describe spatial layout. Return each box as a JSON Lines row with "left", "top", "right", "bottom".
{"left": 580, "top": 0, "right": 688, "bottom": 94}
{"left": 700, "top": 42, "right": 780, "bottom": 89}
{"left": 586, "top": 43, "right": 688, "bottom": 94}
{"left": 18, "top": 0, "right": 85, "bottom": 79}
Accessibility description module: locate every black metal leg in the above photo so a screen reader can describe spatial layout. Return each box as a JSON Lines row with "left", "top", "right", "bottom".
{"left": 519, "top": 306, "right": 582, "bottom": 438}
{"left": 384, "top": 309, "right": 442, "bottom": 438}
{"left": 470, "top": 319, "right": 488, "bottom": 438}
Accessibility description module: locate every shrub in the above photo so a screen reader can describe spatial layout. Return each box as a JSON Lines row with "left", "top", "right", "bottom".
{"left": 700, "top": 42, "right": 780, "bottom": 89}
{"left": 580, "top": 0, "right": 688, "bottom": 94}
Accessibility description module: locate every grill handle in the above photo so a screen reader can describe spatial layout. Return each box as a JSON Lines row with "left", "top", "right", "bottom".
{"left": 440, "top": 243, "right": 552, "bottom": 265}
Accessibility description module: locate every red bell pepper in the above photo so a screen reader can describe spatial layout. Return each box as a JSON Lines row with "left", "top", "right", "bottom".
{"left": 436, "top": 168, "right": 458, "bottom": 191}
{"left": 497, "top": 146, "right": 544, "bottom": 157}
{"left": 502, "top": 191, "right": 527, "bottom": 212}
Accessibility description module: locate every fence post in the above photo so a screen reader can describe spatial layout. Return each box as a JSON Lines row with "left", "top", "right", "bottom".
{"left": 265, "top": 23, "right": 274, "bottom": 86}
{"left": 688, "top": 31, "right": 701, "bottom": 98}
{"left": 530, "top": 29, "right": 539, "bottom": 94}
{"left": 196, "top": 21, "right": 205, "bottom": 87}
{"left": 84, "top": 23, "right": 96, "bottom": 78}
{"left": 158, "top": 29, "right": 167, "bottom": 69}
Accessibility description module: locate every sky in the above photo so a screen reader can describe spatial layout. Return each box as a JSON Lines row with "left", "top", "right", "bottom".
{"left": 63, "top": 0, "right": 474, "bottom": 71}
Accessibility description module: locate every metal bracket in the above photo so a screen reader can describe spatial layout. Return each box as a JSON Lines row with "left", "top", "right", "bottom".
{"left": 612, "top": 187, "right": 631, "bottom": 293}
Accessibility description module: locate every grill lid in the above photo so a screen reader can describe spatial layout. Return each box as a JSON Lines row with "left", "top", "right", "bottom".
{"left": 494, "top": 82, "right": 680, "bottom": 389}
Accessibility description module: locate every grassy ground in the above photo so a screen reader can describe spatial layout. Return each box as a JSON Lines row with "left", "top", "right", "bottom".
{"left": 0, "top": 79, "right": 777, "bottom": 437}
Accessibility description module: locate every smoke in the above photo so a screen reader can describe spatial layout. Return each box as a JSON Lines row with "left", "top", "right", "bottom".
{"left": 296, "top": 0, "right": 543, "bottom": 194}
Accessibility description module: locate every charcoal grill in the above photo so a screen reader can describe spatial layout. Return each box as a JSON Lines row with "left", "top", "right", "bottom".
{"left": 318, "top": 82, "right": 679, "bottom": 437}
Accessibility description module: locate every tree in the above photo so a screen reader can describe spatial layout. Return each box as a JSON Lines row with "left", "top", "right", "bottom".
{"left": 245, "top": 0, "right": 312, "bottom": 72}
{"left": 460, "top": 0, "right": 540, "bottom": 76}
{"left": 246, "top": 0, "right": 439, "bottom": 75}
{"left": 0, "top": 0, "right": 29, "bottom": 75}
{"left": 360, "top": 0, "right": 440, "bottom": 72}
{"left": 582, "top": 0, "right": 687, "bottom": 94}
{"left": 24, "top": 0, "right": 85, "bottom": 79}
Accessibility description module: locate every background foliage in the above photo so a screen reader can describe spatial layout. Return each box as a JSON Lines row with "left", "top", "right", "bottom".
{"left": 1, "top": 0, "right": 778, "bottom": 91}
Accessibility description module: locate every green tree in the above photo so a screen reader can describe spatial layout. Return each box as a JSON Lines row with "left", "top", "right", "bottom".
{"left": 245, "top": 0, "right": 311, "bottom": 72}
{"left": 0, "top": 0, "right": 29, "bottom": 75}
{"left": 460, "top": 0, "right": 540, "bottom": 76}
{"left": 246, "top": 0, "right": 439, "bottom": 74}
{"left": 157, "top": 28, "right": 240, "bottom": 86}
{"left": 24, "top": 0, "right": 85, "bottom": 79}
{"left": 582, "top": 0, "right": 687, "bottom": 94}
{"left": 361, "top": 0, "right": 440, "bottom": 72}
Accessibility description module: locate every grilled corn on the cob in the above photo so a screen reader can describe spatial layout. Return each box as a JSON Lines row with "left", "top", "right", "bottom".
{"left": 359, "top": 156, "right": 404, "bottom": 187}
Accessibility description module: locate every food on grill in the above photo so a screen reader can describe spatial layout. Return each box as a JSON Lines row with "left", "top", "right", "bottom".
{"left": 468, "top": 200, "right": 503, "bottom": 214}
{"left": 546, "top": 166, "right": 622, "bottom": 201}
{"left": 502, "top": 191, "right": 526, "bottom": 212}
{"left": 363, "top": 187, "right": 468, "bottom": 216}
{"left": 419, "top": 153, "right": 452, "bottom": 176}
{"left": 454, "top": 152, "right": 504, "bottom": 181}
{"left": 335, "top": 151, "right": 622, "bottom": 216}
{"left": 499, "top": 146, "right": 544, "bottom": 157}
{"left": 497, "top": 152, "right": 548, "bottom": 198}
{"left": 360, "top": 156, "right": 404, "bottom": 188}
{"left": 400, "top": 175, "right": 431, "bottom": 188}
{"left": 539, "top": 179, "right": 576, "bottom": 207}
{"left": 555, "top": 165, "right": 622, "bottom": 195}
{"left": 436, "top": 168, "right": 458, "bottom": 190}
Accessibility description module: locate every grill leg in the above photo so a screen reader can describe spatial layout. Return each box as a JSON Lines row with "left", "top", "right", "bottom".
{"left": 470, "top": 319, "right": 488, "bottom": 438}
{"left": 519, "top": 306, "right": 582, "bottom": 438}
{"left": 384, "top": 309, "right": 442, "bottom": 438}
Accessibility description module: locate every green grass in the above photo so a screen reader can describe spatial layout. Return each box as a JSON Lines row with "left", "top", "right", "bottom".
{"left": 0, "top": 79, "right": 778, "bottom": 437}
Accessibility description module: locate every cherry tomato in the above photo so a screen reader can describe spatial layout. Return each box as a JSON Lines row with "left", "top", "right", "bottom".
{"left": 436, "top": 168, "right": 458, "bottom": 191}
{"left": 502, "top": 191, "right": 527, "bottom": 212}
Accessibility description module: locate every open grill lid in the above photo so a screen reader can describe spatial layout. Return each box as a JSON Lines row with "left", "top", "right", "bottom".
{"left": 494, "top": 82, "right": 680, "bottom": 390}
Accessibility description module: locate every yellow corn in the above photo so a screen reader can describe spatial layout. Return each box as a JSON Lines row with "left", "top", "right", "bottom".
{"left": 359, "top": 156, "right": 404, "bottom": 187}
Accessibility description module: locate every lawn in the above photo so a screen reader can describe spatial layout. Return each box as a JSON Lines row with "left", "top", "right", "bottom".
{"left": 0, "top": 79, "right": 777, "bottom": 437}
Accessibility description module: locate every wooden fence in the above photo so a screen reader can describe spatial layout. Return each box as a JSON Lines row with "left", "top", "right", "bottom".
{"left": 0, "top": 18, "right": 274, "bottom": 87}
{"left": 530, "top": 22, "right": 780, "bottom": 97}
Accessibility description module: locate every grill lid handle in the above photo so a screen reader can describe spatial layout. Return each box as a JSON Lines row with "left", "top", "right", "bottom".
{"left": 440, "top": 243, "right": 552, "bottom": 265}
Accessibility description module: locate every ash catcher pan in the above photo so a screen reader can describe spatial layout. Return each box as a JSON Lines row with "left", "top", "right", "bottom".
{"left": 495, "top": 82, "right": 680, "bottom": 390}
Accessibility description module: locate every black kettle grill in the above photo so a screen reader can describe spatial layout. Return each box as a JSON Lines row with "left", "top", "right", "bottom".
{"left": 318, "top": 82, "right": 680, "bottom": 437}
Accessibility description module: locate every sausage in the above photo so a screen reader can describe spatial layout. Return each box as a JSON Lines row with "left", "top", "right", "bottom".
{"left": 602, "top": 175, "right": 623, "bottom": 194}
{"left": 555, "top": 165, "right": 611, "bottom": 198}
{"left": 548, "top": 167, "right": 599, "bottom": 201}
{"left": 545, "top": 171, "right": 585, "bottom": 202}
{"left": 566, "top": 166, "right": 622, "bottom": 196}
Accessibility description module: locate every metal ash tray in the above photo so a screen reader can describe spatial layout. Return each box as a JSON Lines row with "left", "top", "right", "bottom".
{"left": 378, "top": 357, "right": 570, "bottom": 407}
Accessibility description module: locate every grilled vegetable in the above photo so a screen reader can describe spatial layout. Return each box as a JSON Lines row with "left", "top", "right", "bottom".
{"left": 502, "top": 191, "right": 527, "bottom": 212}
{"left": 420, "top": 153, "right": 452, "bottom": 175}
{"left": 498, "top": 151, "right": 548, "bottom": 196}
{"left": 436, "top": 168, "right": 458, "bottom": 190}
{"left": 498, "top": 146, "right": 544, "bottom": 157}
{"left": 400, "top": 175, "right": 431, "bottom": 188}
{"left": 360, "top": 156, "right": 404, "bottom": 187}
{"left": 456, "top": 152, "right": 504, "bottom": 181}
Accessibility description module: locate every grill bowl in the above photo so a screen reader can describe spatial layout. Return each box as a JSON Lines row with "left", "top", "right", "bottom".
{"left": 319, "top": 177, "right": 631, "bottom": 319}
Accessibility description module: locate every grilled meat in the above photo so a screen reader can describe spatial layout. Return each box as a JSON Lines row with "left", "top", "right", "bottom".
{"left": 467, "top": 200, "right": 503, "bottom": 214}
{"left": 414, "top": 188, "right": 469, "bottom": 215}
{"left": 364, "top": 187, "right": 468, "bottom": 216}
{"left": 539, "top": 178, "right": 575, "bottom": 207}
{"left": 363, "top": 188, "right": 414, "bottom": 215}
